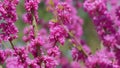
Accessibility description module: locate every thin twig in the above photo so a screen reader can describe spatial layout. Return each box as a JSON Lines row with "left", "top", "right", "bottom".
{"left": 9, "top": 40, "right": 24, "bottom": 63}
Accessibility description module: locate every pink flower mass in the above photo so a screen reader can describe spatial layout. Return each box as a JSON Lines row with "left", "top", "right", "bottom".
{"left": 1, "top": 0, "right": 120, "bottom": 68}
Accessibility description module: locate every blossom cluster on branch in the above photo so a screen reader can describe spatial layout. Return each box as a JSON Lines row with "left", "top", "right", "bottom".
{"left": 0, "top": 0, "right": 120, "bottom": 68}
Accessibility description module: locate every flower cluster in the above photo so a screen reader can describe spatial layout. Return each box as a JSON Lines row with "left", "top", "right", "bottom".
{"left": 49, "top": 21, "right": 68, "bottom": 45}
{"left": 1, "top": 0, "right": 120, "bottom": 68}
{"left": 23, "top": 0, "right": 40, "bottom": 24}
{"left": 83, "top": 0, "right": 120, "bottom": 67}
{"left": 86, "top": 48, "right": 118, "bottom": 68}
{"left": 0, "top": 0, "right": 19, "bottom": 42}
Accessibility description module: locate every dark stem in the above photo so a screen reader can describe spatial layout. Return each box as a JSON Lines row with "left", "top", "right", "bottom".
{"left": 9, "top": 40, "right": 24, "bottom": 63}
{"left": 9, "top": 40, "right": 15, "bottom": 50}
